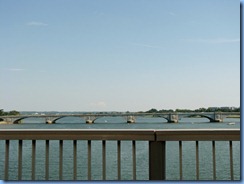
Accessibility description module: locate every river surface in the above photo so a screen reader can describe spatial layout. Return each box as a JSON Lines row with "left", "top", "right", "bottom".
{"left": 0, "top": 117, "right": 240, "bottom": 180}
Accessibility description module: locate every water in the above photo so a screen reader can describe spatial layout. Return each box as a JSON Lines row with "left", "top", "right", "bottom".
{"left": 0, "top": 117, "right": 240, "bottom": 180}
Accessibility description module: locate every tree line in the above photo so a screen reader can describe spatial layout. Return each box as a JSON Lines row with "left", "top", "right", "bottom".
{"left": 0, "top": 107, "right": 239, "bottom": 116}
{"left": 144, "top": 107, "right": 240, "bottom": 113}
{"left": 0, "top": 109, "right": 20, "bottom": 116}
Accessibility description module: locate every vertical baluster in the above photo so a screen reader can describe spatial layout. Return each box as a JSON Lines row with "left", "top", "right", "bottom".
{"left": 212, "top": 141, "right": 216, "bottom": 180}
{"left": 4, "top": 140, "right": 9, "bottom": 180}
{"left": 102, "top": 140, "right": 106, "bottom": 180}
{"left": 132, "top": 140, "right": 136, "bottom": 180}
{"left": 32, "top": 140, "right": 36, "bottom": 180}
{"left": 18, "top": 140, "right": 23, "bottom": 180}
{"left": 229, "top": 141, "right": 233, "bottom": 180}
{"left": 73, "top": 140, "right": 77, "bottom": 180}
{"left": 149, "top": 141, "right": 166, "bottom": 180}
{"left": 45, "top": 140, "right": 49, "bottom": 180}
{"left": 196, "top": 141, "right": 199, "bottom": 180}
{"left": 117, "top": 140, "right": 121, "bottom": 180}
{"left": 179, "top": 141, "right": 182, "bottom": 180}
{"left": 59, "top": 140, "right": 63, "bottom": 180}
{"left": 88, "top": 140, "right": 91, "bottom": 180}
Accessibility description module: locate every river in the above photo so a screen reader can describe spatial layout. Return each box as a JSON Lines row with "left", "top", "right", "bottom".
{"left": 0, "top": 116, "right": 240, "bottom": 180}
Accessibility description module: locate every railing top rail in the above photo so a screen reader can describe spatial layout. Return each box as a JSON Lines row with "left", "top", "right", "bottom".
{"left": 0, "top": 129, "right": 240, "bottom": 141}
{"left": 155, "top": 129, "right": 240, "bottom": 141}
{"left": 0, "top": 129, "right": 156, "bottom": 141}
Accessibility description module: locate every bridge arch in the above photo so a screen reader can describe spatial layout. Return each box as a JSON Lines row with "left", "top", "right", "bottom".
{"left": 47, "top": 116, "right": 86, "bottom": 124}
{"left": 13, "top": 117, "right": 29, "bottom": 124}
{"left": 179, "top": 114, "right": 217, "bottom": 122}
{"left": 152, "top": 115, "right": 171, "bottom": 123}
{"left": 89, "top": 116, "right": 126, "bottom": 123}
{"left": 159, "top": 117, "right": 170, "bottom": 122}
{"left": 89, "top": 117, "right": 100, "bottom": 123}
{"left": 48, "top": 116, "right": 65, "bottom": 123}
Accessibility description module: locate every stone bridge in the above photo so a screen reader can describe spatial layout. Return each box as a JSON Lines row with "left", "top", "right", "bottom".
{"left": 0, "top": 114, "right": 136, "bottom": 124}
{"left": 154, "top": 112, "right": 234, "bottom": 123}
{"left": 0, "top": 112, "right": 239, "bottom": 124}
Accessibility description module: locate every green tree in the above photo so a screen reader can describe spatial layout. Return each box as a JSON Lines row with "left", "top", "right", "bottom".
{"left": 9, "top": 110, "right": 20, "bottom": 115}
{"left": 158, "top": 109, "right": 173, "bottom": 113}
{"left": 0, "top": 109, "right": 20, "bottom": 116}
{"left": 146, "top": 108, "right": 158, "bottom": 113}
{"left": 0, "top": 109, "right": 3, "bottom": 116}
{"left": 195, "top": 108, "right": 207, "bottom": 112}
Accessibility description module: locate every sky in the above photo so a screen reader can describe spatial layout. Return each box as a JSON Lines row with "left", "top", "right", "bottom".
{"left": 0, "top": 0, "right": 240, "bottom": 112}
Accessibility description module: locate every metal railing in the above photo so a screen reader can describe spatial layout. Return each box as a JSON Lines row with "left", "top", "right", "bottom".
{"left": 0, "top": 129, "right": 240, "bottom": 180}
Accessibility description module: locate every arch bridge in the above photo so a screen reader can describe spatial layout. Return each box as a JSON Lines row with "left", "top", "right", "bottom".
{"left": 0, "top": 112, "right": 239, "bottom": 124}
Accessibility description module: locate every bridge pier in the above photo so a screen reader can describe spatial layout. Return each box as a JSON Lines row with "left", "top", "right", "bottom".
{"left": 1, "top": 118, "right": 13, "bottom": 124}
{"left": 45, "top": 117, "right": 56, "bottom": 124}
{"left": 207, "top": 113, "right": 224, "bottom": 122}
{"left": 212, "top": 113, "right": 224, "bottom": 122}
{"left": 85, "top": 116, "right": 96, "bottom": 124}
{"left": 127, "top": 116, "right": 136, "bottom": 123}
{"left": 2, "top": 117, "right": 22, "bottom": 124}
{"left": 168, "top": 114, "right": 179, "bottom": 123}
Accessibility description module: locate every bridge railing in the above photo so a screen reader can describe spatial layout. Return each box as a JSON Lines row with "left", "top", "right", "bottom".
{"left": 0, "top": 129, "right": 240, "bottom": 180}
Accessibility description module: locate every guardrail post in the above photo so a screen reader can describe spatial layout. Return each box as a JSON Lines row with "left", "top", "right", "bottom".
{"left": 149, "top": 141, "right": 166, "bottom": 180}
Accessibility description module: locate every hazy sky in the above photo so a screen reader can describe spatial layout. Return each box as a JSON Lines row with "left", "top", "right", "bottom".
{"left": 0, "top": 0, "right": 240, "bottom": 112}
